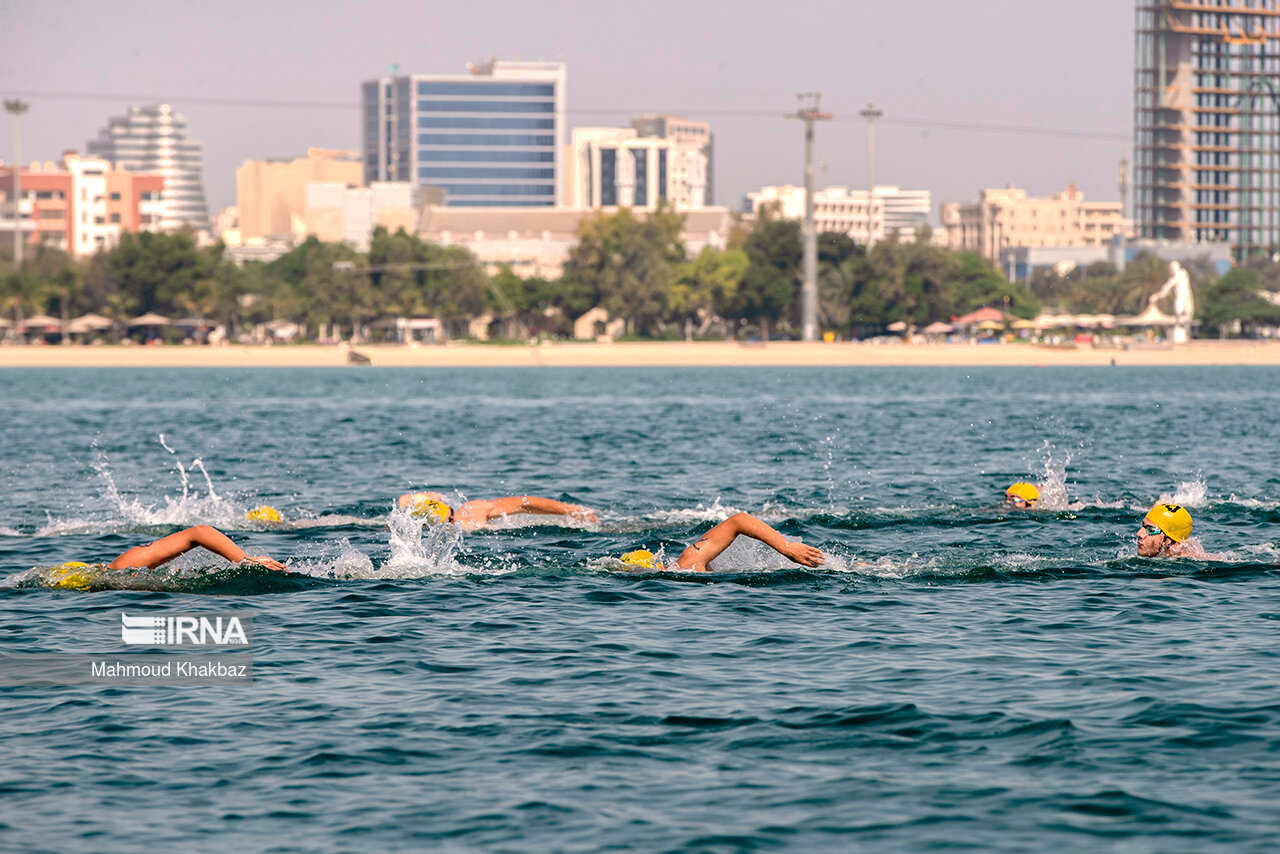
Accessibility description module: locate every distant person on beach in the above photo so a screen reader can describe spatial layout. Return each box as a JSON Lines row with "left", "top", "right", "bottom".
{"left": 620, "top": 512, "right": 824, "bottom": 572}
{"left": 1005, "top": 482, "right": 1040, "bottom": 508}
{"left": 397, "top": 491, "right": 598, "bottom": 530}
{"left": 1136, "top": 503, "right": 1198, "bottom": 558}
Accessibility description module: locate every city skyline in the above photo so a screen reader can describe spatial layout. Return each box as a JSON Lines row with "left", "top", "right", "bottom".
{"left": 1, "top": 1, "right": 1133, "bottom": 219}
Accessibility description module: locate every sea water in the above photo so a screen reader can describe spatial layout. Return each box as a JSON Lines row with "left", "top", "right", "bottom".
{"left": 1, "top": 366, "right": 1277, "bottom": 851}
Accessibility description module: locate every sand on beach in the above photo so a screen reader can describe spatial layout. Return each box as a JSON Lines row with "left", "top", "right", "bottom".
{"left": 0, "top": 339, "right": 1277, "bottom": 368}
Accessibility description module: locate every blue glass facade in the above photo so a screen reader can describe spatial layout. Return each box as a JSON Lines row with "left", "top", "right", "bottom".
{"left": 362, "top": 65, "right": 563, "bottom": 207}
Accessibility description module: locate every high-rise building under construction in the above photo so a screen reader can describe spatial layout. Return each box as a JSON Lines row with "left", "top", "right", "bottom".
{"left": 1134, "top": 1, "right": 1280, "bottom": 257}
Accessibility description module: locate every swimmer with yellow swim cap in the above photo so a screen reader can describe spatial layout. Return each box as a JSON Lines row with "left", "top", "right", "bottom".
{"left": 621, "top": 512, "right": 824, "bottom": 572}
{"left": 46, "top": 526, "right": 286, "bottom": 589}
{"left": 397, "top": 490, "right": 597, "bottom": 531}
{"left": 1136, "top": 502, "right": 1195, "bottom": 558}
{"left": 246, "top": 505, "right": 283, "bottom": 524}
{"left": 1005, "top": 483, "right": 1040, "bottom": 509}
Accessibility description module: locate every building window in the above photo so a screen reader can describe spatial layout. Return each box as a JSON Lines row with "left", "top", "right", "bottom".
{"left": 110, "top": 192, "right": 121, "bottom": 201}
{"left": 110, "top": 213, "right": 121, "bottom": 223}
{"left": 38, "top": 208, "right": 64, "bottom": 219}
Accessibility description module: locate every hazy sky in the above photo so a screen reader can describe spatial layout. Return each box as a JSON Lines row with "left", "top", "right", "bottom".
{"left": 2, "top": 0, "right": 1134, "bottom": 220}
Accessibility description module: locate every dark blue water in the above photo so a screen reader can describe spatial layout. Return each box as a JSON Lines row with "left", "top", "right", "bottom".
{"left": 2, "top": 367, "right": 1278, "bottom": 851}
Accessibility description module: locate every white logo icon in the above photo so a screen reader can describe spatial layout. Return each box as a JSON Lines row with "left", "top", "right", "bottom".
{"left": 121, "top": 613, "right": 249, "bottom": 646}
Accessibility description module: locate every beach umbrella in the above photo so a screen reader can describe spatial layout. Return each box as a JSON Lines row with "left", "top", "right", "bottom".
{"left": 19, "top": 314, "right": 62, "bottom": 330}
{"left": 922, "top": 321, "right": 953, "bottom": 334}
{"left": 129, "top": 313, "right": 171, "bottom": 327}
{"left": 886, "top": 321, "right": 909, "bottom": 332}
{"left": 976, "top": 319, "right": 1004, "bottom": 331}
{"left": 68, "top": 313, "right": 114, "bottom": 334}
{"left": 1033, "top": 312, "right": 1074, "bottom": 329}
{"left": 1117, "top": 304, "right": 1176, "bottom": 326}
{"left": 1011, "top": 319, "right": 1038, "bottom": 330}
{"left": 953, "top": 307, "right": 1005, "bottom": 325}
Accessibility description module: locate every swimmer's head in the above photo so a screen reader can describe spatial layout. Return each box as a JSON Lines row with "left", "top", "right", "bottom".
{"left": 1005, "top": 483, "right": 1040, "bottom": 508}
{"left": 51, "top": 561, "right": 93, "bottom": 591}
{"left": 246, "top": 505, "right": 283, "bottom": 524}
{"left": 411, "top": 498, "right": 452, "bottom": 524}
{"left": 1143, "top": 502, "right": 1192, "bottom": 543}
{"left": 621, "top": 549, "right": 658, "bottom": 570}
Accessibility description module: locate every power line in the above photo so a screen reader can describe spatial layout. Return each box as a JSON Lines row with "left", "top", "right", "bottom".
{"left": 1, "top": 87, "right": 1130, "bottom": 142}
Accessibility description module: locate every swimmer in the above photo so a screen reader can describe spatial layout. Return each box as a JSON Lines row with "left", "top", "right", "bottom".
{"left": 1136, "top": 502, "right": 1194, "bottom": 558}
{"left": 397, "top": 491, "right": 598, "bottom": 531}
{"left": 106, "top": 525, "right": 286, "bottom": 571}
{"left": 621, "top": 512, "right": 824, "bottom": 572}
{"left": 1005, "top": 482, "right": 1040, "bottom": 509}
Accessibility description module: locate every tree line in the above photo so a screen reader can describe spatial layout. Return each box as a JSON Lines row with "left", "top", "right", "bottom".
{"left": 3, "top": 205, "right": 1279, "bottom": 341}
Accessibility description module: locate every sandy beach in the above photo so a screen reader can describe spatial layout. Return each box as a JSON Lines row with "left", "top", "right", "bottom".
{"left": 0, "top": 339, "right": 1278, "bottom": 368}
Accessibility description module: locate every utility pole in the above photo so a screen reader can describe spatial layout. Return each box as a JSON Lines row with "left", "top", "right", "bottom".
{"left": 859, "top": 102, "right": 882, "bottom": 247}
{"left": 4, "top": 99, "right": 28, "bottom": 271}
{"left": 787, "top": 92, "right": 830, "bottom": 342}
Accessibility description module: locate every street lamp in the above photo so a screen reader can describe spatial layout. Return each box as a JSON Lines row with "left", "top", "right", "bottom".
{"left": 859, "top": 102, "right": 882, "bottom": 247}
{"left": 3, "top": 98, "right": 28, "bottom": 271}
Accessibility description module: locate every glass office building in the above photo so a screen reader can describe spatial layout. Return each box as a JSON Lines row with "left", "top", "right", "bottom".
{"left": 362, "top": 60, "right": 566, "bottom": 208}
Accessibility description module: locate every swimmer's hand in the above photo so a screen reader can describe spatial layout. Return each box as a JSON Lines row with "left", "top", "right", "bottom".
{"left": 568, "top": 505, "right": 598, "bottom": 524}
{"left": 779, "top": 541, "right": 825, "bottom": 568}
{"left": 241, "top": 555, "right": 287, "bottom": 572}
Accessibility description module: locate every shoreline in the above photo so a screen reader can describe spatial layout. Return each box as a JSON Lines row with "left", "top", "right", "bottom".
{"left": 0, "top": 339, "right": 1278, "bottom": 368}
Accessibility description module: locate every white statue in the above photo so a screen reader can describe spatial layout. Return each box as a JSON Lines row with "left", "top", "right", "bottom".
{"left": 1149, "top": 260, "right": 1194, "bottom": 344}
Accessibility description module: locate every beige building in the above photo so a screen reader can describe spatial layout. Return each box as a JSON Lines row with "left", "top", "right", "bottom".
{"left": 418, "top": 206, "right": 733, "bottom": 279}
{"left": 941, "top": 184, "right": 1125, "bottom": 263}
{"left": 236, "top": 149, "right": 362, "bottom": 241}
{"left": 301, "top": 181, "right": 428, "bottom": 252}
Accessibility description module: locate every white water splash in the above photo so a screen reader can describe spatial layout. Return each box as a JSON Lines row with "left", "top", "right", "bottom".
{"left": 1027, "top": 440, "right": 1073, "bottom": 511}
{"left": 38, "top": 438, "right": 294, "bottom": 534}
{"left": 1166, "top": 479, "right": 1209, "bottom": 508}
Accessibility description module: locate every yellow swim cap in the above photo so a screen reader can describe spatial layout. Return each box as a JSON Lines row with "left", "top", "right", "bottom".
{"left": 1146, "top": 502, "right": 1192, "bottom": 542}
{"left": 51, "top": 562, "right": 93, "bottom": 591}
{"left": 1006, "top": 483, "right": 1040, "bottom": 503}
{"left": 411, "top": 498, "right": 452, "bottom": 524}
{"left": 247, "top": 505, "right": 283, "bottom": 524}
{"left": 621, "top": 549, "right": 658, "bottom": 569}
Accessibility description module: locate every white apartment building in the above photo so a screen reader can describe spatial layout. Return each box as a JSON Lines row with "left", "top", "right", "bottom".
{"left": 566, "top": 127, "right": 709, "bottom": 211}
{"left": 746, "top": 185, "right": 875, "bottom": 242}
{"left": 87, "top": 103, "right": 210, "bottom": 232}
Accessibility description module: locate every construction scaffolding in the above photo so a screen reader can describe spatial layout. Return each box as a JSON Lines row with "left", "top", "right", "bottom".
{"left": 1134, "top": 0, "right": 1280, "bottom": 259}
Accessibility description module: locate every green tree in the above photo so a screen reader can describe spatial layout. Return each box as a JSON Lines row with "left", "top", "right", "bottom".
{"left": 561, "top": 207, "right": 685, "bottom": 336}
{"left": 735, "top": 217, "right": 801, "bottom": 337}
{"left": 670, "top": 246, "right": 748, "bottom": 334}
{"left": 108, "top": 231, "right": 212, "bottom": 316}
{"left": 1198, "top": 268, "right": 1280, "bottom": 336}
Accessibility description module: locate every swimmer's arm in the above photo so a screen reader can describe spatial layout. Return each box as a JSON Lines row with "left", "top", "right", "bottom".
{"left": 674, "top": 512, "right": 824, "bottom": 572}
{"left": 108, "top": 525, "right": 286, "bottom": 572}
{"left": 486, "top": 496, "right": 598, "bottom": 523}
